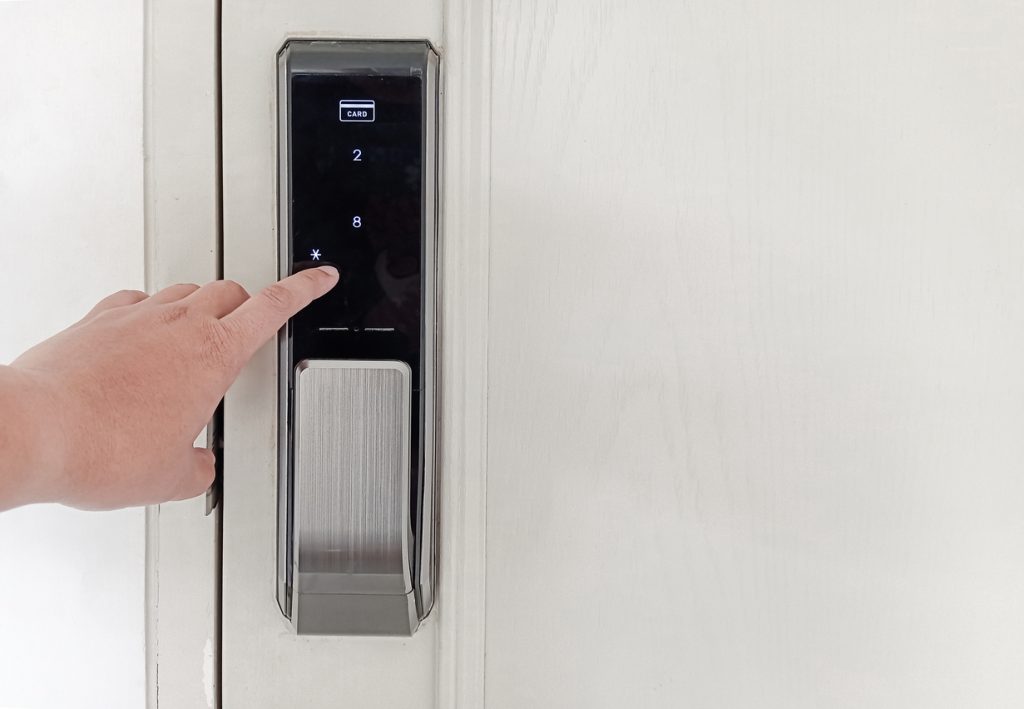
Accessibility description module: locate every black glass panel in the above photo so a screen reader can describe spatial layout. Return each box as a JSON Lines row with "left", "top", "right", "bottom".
{"left": 289, "top": 73, "right": 423, "bottom": 377}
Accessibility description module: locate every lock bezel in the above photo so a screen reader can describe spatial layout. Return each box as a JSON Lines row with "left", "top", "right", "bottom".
{"left": 275, "top": 38, "right": 440, "bottom": 636}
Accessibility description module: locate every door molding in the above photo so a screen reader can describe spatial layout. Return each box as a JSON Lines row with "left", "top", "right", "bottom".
{"left": 143, "top": 0, "right": 221, "bottom": 706}
{"left": 435, "top": 0, "right": 492, "bottom": 705}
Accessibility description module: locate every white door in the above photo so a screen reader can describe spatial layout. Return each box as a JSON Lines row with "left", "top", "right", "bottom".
{"left": 149, "top": 1, "right": 1024, "bottom": 707}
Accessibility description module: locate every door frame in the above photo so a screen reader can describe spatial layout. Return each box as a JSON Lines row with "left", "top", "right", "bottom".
{"left": 143, "top": 0, "right": 221, "bottom": 707}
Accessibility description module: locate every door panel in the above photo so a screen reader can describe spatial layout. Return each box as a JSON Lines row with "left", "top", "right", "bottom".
{"left": 207, "top": 0, "right": 1024, "bottom": 707}
{"left": 218, "top": 2, "right": 448, "bottom": 707}
{"left": 485, "top": 1, "right": 1024, "bottom": 707}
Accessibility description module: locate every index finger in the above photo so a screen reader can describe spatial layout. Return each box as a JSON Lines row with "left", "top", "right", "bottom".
{"left": 224, "top": 266, "right": 339, "bottom": 357}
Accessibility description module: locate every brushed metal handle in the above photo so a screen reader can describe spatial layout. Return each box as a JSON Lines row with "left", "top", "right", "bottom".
{"left": 290, "top": 360, "right": 418, "bottom": 635}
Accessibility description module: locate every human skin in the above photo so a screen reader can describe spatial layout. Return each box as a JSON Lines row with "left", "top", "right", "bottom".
{"left": 0, "top": 266, "right": 339, "bottom": 511}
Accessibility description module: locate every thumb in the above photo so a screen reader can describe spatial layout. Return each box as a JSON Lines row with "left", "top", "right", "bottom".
{"left": 172, "top": 447, "right": 217, "bottom": 501}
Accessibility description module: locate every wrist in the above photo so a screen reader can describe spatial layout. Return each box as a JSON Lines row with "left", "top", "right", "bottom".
{"left": 0, "top": 365, "right": 68, "bottom": 508}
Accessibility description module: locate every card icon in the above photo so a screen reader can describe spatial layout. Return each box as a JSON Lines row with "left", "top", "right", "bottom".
{"left": 339, "top": 99, "right": 375, "bottom": 122}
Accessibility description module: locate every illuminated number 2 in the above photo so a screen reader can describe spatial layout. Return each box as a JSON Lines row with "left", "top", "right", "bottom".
{"left": 353, "top": 216, "right": 362, "bottom": 228}
{"left": 352, "top": 148, "right": 362, "bottom": 162}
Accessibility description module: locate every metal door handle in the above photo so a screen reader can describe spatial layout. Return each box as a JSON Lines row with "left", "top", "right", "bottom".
{"left": 290, "top": 360, "right": 417, "bottom": 634}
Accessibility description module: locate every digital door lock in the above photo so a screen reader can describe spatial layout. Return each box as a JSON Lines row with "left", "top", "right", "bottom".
{"left": 276, "top": 40, "right": 439, "bottom": 636}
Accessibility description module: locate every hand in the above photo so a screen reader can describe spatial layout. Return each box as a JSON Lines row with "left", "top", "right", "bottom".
{"left": 5, "top": 267, "right": 339, "bottom": 510}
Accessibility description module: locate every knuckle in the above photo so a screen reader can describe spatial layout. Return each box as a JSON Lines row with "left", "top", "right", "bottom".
{"left": 260, "top": 282, "right": 295, "bottom": 312}
{"left": 104, "top": 289, "right": 147, "bottom": 307}
{"left": 220, "top": 279, "right": 250, "bottom": 299}
{"left": 219, "top": 313, "right": 248, "bottom": 339}
{"left": 159, "top": 304, "right": 190, "bottom": 324}
{"left": 198, "top": 319, "right": 237, "bottom": 369}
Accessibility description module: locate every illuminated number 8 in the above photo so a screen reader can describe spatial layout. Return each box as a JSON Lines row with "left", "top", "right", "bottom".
{"left": 353, "top": 216, "right": 362, "bottom": 228}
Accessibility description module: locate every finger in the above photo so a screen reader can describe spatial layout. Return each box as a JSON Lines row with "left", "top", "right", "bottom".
{"left": 222, "top": 267, "right": 339, "bottom": 357}
{"left": 76, "top": 289, "right": 149, "bottom": 324}
{"left": 185, "top": 279, "right": 251, "bottom": 318}
{"left": 147, "top": 283, "right": 200, "bottom": 305}
{"left": 171, "top": 448, "right": 217, "bottom": 501}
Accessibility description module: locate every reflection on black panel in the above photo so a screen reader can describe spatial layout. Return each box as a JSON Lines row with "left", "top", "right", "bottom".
{"left": 289, "top": 74, "right": 423, "bottom": 377}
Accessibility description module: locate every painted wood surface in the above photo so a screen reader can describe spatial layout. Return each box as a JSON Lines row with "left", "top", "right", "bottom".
{"left": 201, "top": 1, "right": 1024, "bottom": 707}
{"left": 435, "top": 0, "right": 491, "bottom": 705}
{"left": 143, "top": 0, "right": 221, "bottom": 706}
{"left": 484, "top": 1, "right": 1024, "bottom": 707}
{"left": 218, "top": 3, "right": 456, "bottom": 708}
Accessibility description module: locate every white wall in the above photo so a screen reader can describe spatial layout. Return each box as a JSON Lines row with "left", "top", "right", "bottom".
{"left": 0, "top": 1, "right": 145, "bottom": 708}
